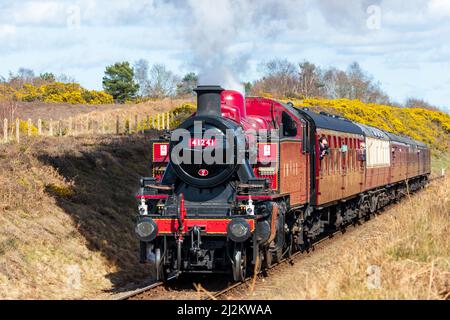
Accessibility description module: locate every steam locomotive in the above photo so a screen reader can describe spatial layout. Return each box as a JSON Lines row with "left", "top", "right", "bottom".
{"left": 135, "top": 86, "right": 430, "bottom": 282}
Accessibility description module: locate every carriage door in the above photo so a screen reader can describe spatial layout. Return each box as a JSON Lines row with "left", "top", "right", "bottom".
{"left": 417, "top": 147, "right": 420, "bottom": 176}
{"left": 278, "top": 110, "right": 308, "bottom": 206}
{"left": 357, "top": 138, "right": 366, "bottom": 190}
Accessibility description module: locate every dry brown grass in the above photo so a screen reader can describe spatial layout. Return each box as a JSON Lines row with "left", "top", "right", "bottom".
{"left": 9, "top": 99, "right": 192, "bottom": 137}
{"left": 238, "top": 177, "right": 450, "bottom": 300}
{"left": 15, "top": 98, "right": 191, "bottom": 122}
{"left": 67, "top": 98, "right": 191, "bottom": 131}
{"left": 0, "top": 134, "right": 159, "bottom": 299}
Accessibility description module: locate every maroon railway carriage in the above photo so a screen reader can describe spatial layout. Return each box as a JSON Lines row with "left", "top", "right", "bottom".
{"left": 134, "top": 86, "right": 430, "bottom": 282}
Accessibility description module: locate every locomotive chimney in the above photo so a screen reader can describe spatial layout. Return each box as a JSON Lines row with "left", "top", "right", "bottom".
{"left": 194, "top": 85, "right": 224, "bottom": 117}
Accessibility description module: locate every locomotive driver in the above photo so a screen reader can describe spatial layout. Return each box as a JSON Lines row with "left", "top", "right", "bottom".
{"left": 319, "top": 136, "right": 329, "bottom": 160}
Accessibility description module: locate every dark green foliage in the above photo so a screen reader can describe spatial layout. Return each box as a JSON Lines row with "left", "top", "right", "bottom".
{"left": 102, "top": 62, "right": 139, "bottom": 103}
{"left": 176, "top": 72, "right": 198, "bottom": 96}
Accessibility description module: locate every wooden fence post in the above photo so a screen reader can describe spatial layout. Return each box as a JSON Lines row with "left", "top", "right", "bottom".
{"left": 157, "top": 114, "right": 160, "bottom": 130}
{"left": 15, "top": 118, "right": 19, "bottom": 143}
{"left": 162, "top": 113, "right": 165, "bottom": 130}
{"left": 49, "top": 119, "right": 53, "bottom": 136}
{"left": 116, "top": 115, "right": 120, "bottom": 135}
{"left": 38, "top": 119, "right": 42, "bottom": 135}
{"left": 134, "top": 115, "right": 138, "bottom": 133}
{"left": 3, "top": 118, "right": 7, "bottom": 143}
{"left": 27, "top": 118, "right": 32, "bottom": 136}
{"left": 59, "top": 119, "right": 63, "bottom": 136}
{"left": 166, "top": 112, "right": 170, "bottom": 130}
{"left": 152, "top": 116, "right": 155, "bottom": 129}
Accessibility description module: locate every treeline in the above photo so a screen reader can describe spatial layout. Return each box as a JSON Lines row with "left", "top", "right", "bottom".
{"left": 251, "top": 60, "right": 389, "bottom": 104}
{"left": 249, "top": 59, "right": 440, "bottom": 111}
{"left": 103, "top": 58, "right": 440, "bottom": 110}
{"left": 0, "top": 61, "right": 442, "bottom": 111}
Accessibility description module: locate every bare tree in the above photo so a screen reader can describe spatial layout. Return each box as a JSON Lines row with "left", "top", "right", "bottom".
{"left": 322, "top": 67, "right": 351, "bottom": 99}
{"left": 56, "top": 74, "right": 76, "bottom": 84}
{"left": 147, "top": 64, "right": 179, "bottom": 98}
{"left": 405, "top": 98, "right": 439, "bottom": 111}
{"left": 133, "top": 59, "right": 150, "bottom": 97}
{"left": 347, "top": 62, "right": 371, "bottom": 100}
{"left": 320, "top": 62, "right": 389, "bottom": 104}
{"left": 252, "top": 58, "right": 299, "bottom": 97}
{"left": 298, "top": 61, "right": 325, "bottom": 98}
{"left": 8, "top": 68, "right": 36, "bottom": 89}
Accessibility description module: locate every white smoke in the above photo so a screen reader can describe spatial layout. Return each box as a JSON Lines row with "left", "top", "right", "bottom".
{"left": 185, "top": 0, "right": 248, "bottom": 94}
{"left": 183, "top": 0, "right": 375, "bottom": 95}
{"left": 184, "top": 0, "right": 307, "bottom": 94}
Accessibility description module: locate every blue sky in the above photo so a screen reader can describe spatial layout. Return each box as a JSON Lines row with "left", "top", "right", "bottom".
{"left": 0, "top": 0, "right": 449, "bottom": 111}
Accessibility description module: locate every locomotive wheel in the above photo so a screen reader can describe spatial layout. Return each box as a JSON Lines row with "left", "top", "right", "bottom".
{"left": 369, "top": 196, "right": 378, "bottom": 214}
{"left": 264, "top": 247, "right": 273, "bottom": 268}
{"left": 232, "top": 249, "right": 247, "bottom": 282}
{"left": 273, "top": 246, "right": 283, "bottom": 263}
{"left": 157, "top": 249, "right": 171, "bottom": 281}
{"left": 286, "top": 232, "right": 294, "bottom": 257}
{"left": 151, "top": 248, "right": 167, "bottom": 281}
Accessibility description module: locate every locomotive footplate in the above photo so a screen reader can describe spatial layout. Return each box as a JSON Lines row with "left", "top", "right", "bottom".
{"left": 150, "top": 216, "right": 256, "bottom": 235}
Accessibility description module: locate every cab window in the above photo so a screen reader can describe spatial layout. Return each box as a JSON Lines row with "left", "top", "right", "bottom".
{"left": 281, "top": 112, "right": 297, "bottom": 137}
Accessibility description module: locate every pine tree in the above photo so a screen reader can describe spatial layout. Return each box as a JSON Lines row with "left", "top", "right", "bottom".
{"left": 102, "top": 62, "right": 139, "bottom": 103}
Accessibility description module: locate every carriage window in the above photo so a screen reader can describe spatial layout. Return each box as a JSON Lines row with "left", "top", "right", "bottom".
{"left": 281, "top": 112, "right": 297, "bottom": 137}
{"left": 349, "top": 142, "right": 353, "bottom": 171}
{"left": 302, "top": 122, "right": 309, "bottom": 153}
{"left": 334, "top": 146, "right": 339, "bottom": 172}
{"left": 358, "top": 140, "right": 366, "bottom": 161}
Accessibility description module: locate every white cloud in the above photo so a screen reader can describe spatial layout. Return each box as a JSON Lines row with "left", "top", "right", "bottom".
{"left": 429, "top": 0, "right": 450, "bottom": 18}
{"left": 12, "top": 1, "right": 65, "bottom": 25}
{"left": 0, "top": 24, "right": 16, "bottom": 38}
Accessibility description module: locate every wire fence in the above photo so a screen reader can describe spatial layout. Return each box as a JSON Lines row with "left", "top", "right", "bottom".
{"left": 1, "top": 111, "right": 174, "bottom": 144}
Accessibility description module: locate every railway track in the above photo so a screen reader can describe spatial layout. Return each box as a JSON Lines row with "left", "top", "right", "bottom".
{"left": 115, "top": 281, "right": 164, "bottom": 300}
{"left": 117, "top": 226, "right": 354, "bottom": 300}
{"left": 116, "top": 175, "right": 444, "bottom": 301}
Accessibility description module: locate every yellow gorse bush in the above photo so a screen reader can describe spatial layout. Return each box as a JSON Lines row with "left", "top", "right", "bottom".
{"left": 284, "top": 98, "right": 450, "bottom": 153}
{"left": 170, "top": 102, "right": 196, "bottom": 127}
{"left": 19, "top": 120, "right": 38, "bottom": 135}
{"left": 1, "top": 82, "right": 113, "bottom": 104}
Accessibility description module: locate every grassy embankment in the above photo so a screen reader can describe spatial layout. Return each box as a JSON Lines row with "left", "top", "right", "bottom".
{"left": 0, "top": 135, "right": 157, "bottom": 299}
